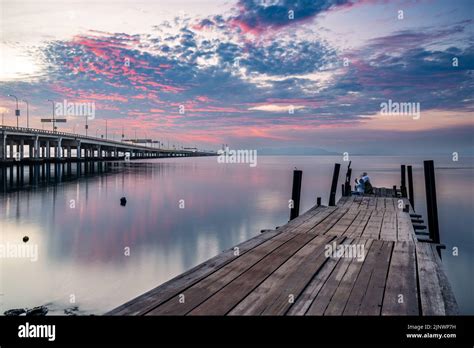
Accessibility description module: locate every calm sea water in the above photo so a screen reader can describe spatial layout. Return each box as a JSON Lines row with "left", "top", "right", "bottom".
{"left": 0, "top": 155, "right": 473, "bottom": 314}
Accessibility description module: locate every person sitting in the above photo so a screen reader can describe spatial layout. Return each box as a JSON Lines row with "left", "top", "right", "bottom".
{"left": 354, "top": 172, "right": 373, "bottom": 195}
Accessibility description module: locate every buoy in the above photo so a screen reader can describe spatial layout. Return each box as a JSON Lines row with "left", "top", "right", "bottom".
{"left": 23, "top": 236, "right": 29, "bottom": 243}
{"left": 120, "top": 197, "right": 127, "bottom": 206}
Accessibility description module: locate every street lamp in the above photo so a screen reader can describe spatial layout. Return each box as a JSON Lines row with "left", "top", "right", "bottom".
{"left": 21, "top": 99, "right": 29, "bottom": 128}
{"left": 47, "top": 99, "right": 56, "bottom": 132}
{"left": 7, "top": 94, "right": 19, "bottom": 128}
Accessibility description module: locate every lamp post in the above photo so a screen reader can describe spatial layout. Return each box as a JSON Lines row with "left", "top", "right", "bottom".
{"left": 47, "top": 99, "right": 55, "bottom": 132}
{"left": 8, "top": 94, "right": 19, "bottom": 128}
{"left": 21, "top": 99, "right": 29, "bottom": 128}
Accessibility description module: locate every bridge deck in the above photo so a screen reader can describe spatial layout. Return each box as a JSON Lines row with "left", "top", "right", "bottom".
{"left": 108, "top": 188, "right": 458, "bottom": 316}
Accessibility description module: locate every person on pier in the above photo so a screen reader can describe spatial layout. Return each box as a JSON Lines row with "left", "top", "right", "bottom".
{"left": 354, "top": 172, "right": 373, "bottom": 195}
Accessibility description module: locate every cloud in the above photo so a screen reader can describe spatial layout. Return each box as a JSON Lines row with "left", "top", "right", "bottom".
{"left": 248, "top": 104, "right": 305, "bottom": 112}
{"left": 232, "top": 0, "right": 351, "bottom": 32}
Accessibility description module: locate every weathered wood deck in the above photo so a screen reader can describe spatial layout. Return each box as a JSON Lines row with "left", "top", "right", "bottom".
{"left": 108, "top": 188, "right": 458, "bottom": 316}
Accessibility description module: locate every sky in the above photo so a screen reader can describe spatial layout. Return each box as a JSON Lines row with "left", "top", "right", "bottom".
{"left": 0, "top": 0, "right": 473, "bottom": 154}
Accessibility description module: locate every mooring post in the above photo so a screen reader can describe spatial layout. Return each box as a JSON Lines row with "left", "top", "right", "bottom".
{"left": 407, "top": 165, "right": 414, "bottom": 209}
{"left": 424, "top": 160, "right": 440, "bottom": 243}
{"left": 329, "top": 163, "right": 340, "bottom": 206}
{"left": 343, "top": 161, "right": 352, "bottom": 197}
{"left": 317, "top": 197, "right": 321, "bottom": 207}
{"left": 401, "top": 165, "right": 407, "bottom": 198}
{"left": 290, "top": 169, "right": 302, "bottom": 220}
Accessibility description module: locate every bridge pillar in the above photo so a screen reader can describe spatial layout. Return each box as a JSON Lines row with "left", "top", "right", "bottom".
{"left": 9, "top": 140, "right": 14, "bottom": 159}
{"left": 18, "top": 139, "right": 24, "bottom": 160}
{"left": 56, "top": 138, "right": 62, "bottom": 158}
{"left": 34, "top": 137, "right": 39, "bottom": 159}
{"left": 98, "top": 146, "right": 102, "bottom": 159}
{"left": 77, "top": 142, "right": 81, "bottom": 159}
{"left": 0, "top": 133, "right": 5, "bottom": 160}
{"left": 45, "top": 141, "right": 50, "bottom": 158}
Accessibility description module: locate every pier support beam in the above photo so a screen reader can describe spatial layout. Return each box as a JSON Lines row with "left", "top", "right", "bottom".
{"left": 290, "top": 169, "right": 302, "bottom": 221}
{"left": 424, "top": 160, "right": 440, "bottom": 243}
{"left": 401, "top": 165, "right": 407, "bottom": 198}
{"left": 329, "top": 163, "right": 341, "bottom": 206}
{"left": 407, "top": 165, "right": 414, "bottom": 209}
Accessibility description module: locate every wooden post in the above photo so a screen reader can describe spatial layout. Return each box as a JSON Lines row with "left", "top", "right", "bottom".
{"left": 341, "top": 184, "right": 345, "bottom": 197}
{"left": 401, "top": 165, "right": 407, "bottom": 197}
{"left": 407, "top": 165, "right": 414, "bottom": 209}
{"left": 290, "top": 169, "right": 302, "bottom": 220}
{"left": 329, "top": 163, "right": 340, "bottom": 206}
{"left": 317, "top": 197, "right": 321, "bottom": 207}
{"left": 424, "top": 160, "right": 440, "bottom": 243}
{"left": 344, "top": 161, "right": 352, "bottom": 197}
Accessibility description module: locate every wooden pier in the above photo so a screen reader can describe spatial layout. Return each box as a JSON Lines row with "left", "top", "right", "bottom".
{"left": 108, "top": 186, "right": 458, "bottom": 316}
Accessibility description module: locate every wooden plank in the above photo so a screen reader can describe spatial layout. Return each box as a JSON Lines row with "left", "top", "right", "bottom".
{"left": 380, "top": 211, "right": 397, "bottom": 241}
{"left": 344, "top": 209, "right": 372, "bottom": 239}
{"left": 325, "top": 210, "right": 360, "bottom": 237}
{"left": 305, "top": 239, "right": 369, "bottom": 315}
{"left": 375, "top": 197, "right": 385, "bottom": 210}
{"left": 385, "top": 197, "right": 395, "bottom": 211}
{"left": 238, "top": 212, "right": 363, "bottom": 315}
{"left": 343, "top": 240, "right": 384, "bottom": 315}
{"left": 284, "top": 206, "right": 338, "bottom": 236}
{"left": 429, "top": 244, "right": 459, "bottom": 315}
{"left": 357, "top": 241, "right": 393, "bottom": 315}
{"left": 368, "top": 196, "right": 377, "bottom": 210}
{"left": 323, "top": 239, "right": 374, "bottom": 315}
{"left": 382, "top": 241, "right": 419, "bottom": 315}
{"left": 397, "top": 211, "right": 414, "bottom": 241}
{"left": 286, "top": 238, "right": 356, "bottom": 315}
{"left": 307, "top": 207, "right": 349, "bottom": 235}
{"left": 229, "top": 236, "right": 346, "bottom": 315}
{"left": 360, "top": 196, "right": 370, "bottom": 209}
{"left": 187, "top": 235, "right": 335, "bottom": 315}
{"left": 361, "top": 209, "right": 384, "bottom": 239}
{"left": 416, "top": 242, "right": 446, "bottom": 315}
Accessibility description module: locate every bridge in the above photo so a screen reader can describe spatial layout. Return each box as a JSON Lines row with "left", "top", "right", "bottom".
{"left": 0, "top": 126, "right": 216, "bottom": 164}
